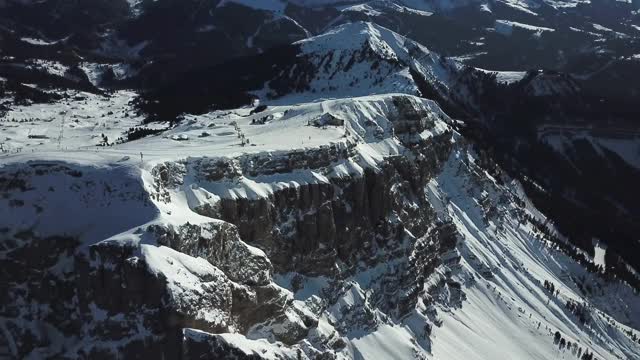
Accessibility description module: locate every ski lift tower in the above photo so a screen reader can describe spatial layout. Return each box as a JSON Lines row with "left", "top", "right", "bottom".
{"left": 57, "top": 110, "right": 67, "bottom": 150}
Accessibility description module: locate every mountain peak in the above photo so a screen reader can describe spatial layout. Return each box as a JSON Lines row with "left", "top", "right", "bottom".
{"left": 296, "top": 21, "right": 410, "bottom": 59}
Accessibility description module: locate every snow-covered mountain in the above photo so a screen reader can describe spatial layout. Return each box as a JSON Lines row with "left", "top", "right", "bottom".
{"left": 1, "top": 1, "right": 640, "bottom": 359}
{"left": 3, "top": 0, "right": 639, "bottom": 84}
{"left": 265, "top": 21, "right": 460, "bottom": 103}
{"left": 2, "top": 91, "right": 639, "bottom": 358}
{"left": 137, "top": 21, "right": 486, "bottom": 120}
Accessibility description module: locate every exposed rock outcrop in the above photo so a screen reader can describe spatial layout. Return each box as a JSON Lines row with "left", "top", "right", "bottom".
{"left": 186, "top": 133, "right": 454, "bottom": 277}
{"left": 150, "top": 221, "right": 272, "bottom": 286}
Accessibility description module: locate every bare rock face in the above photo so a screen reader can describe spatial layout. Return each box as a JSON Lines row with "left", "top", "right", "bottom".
{"left": 149, "top": 221, "right": 272, "bottom": 286}
{"left": 192, "top": 141, "right": 357, "bottom": 181}
{"left": 391, "top": 96, "right": 440, "bottom": 135}
{"left": 188, "top": 130, "right": 454, "bottom": 277}
{"left": 1, "top": 232, "right": 174, "bottom": 358}
{"left": 147, "top": 221, "right": 313, "bottom": 342}
{"left": 0, "top": 226, "right": 310, "bottom": 358}
{"left": 151, "top": 161, "right": 187, "bottom": 203}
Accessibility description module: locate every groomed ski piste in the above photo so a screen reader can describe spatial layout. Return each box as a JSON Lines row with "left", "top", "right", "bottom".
{"left": 2, "top": 89, "right": 639, "bottom": 359}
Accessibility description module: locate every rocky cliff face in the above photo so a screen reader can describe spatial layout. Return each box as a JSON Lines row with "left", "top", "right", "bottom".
{"left": 148, "top": 96, "right": 464, "bottom": 356}
{"left": 1, "top": 182, "right": 313, "bottom": 357}
{"left": 152, "top": 95, "right": 455, "bottom": 277}
{"left": 0, "top": 95, "right": 466, "bottom": 358}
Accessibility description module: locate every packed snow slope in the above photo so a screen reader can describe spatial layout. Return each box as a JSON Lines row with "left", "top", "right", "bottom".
{"left": 1, "top": 91, "right": 639, "bottom": 359}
